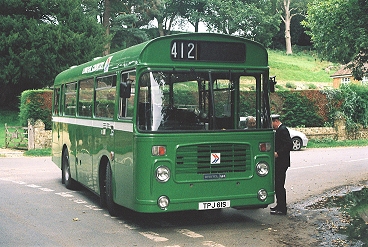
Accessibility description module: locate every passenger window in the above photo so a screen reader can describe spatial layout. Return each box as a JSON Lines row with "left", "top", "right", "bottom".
{"left": 64, "top": 82, "right": 77, "bottom": 116}
{"left": 96, "top": 75, "right": 117, "bottom": 118}
{"left": 53, "top": 88, "right": 60, "bottom": 116}
{"left": 78, "top": 78, "right": 94, "bottom": 117}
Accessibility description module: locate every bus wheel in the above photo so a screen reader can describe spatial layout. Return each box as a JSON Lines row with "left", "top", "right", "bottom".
{"left": 62, "top": 149, "right": 76, "bottom": 190}
{"left": 106, "top": 161, "right": 120, "bottom": 216}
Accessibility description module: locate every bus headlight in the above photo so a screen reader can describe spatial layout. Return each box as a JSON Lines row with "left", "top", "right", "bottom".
{"left": 157, "top": 195, "right": 169, "bottom": 210}
{"left": 155, "top": 166, "right": 170, "bottom": 182}
{"left": 257, "top": 189, "right": 268, "bottom": 201}
{"left": 256, "top": 162, "right": 269, "bottom": 177}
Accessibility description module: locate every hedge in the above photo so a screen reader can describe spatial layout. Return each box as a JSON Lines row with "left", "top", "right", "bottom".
{"left": 19, "top": 89, "right": 52, "bottom": 130}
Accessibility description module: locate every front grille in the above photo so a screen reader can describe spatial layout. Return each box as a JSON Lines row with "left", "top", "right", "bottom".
{"left": 176, "top": 144, "right": 250, "bottom": 174}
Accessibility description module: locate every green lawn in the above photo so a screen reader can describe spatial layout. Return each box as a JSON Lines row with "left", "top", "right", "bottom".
{"left": 268, "top": 49, "right": 336, "bottom": 85}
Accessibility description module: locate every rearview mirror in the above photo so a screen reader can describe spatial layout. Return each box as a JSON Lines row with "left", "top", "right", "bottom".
{"left": 120, "top": 81, "right": 131, "bottom": 98}
{"left": 269, "top": 76, "right": 277, "bottom": 93}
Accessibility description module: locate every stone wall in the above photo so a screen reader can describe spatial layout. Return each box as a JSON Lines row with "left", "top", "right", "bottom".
{"left": 294, "top": 117, "right": 368, "bottom": 141}
{"left": 294, "top": 126, "right": 337, "bottom": 140}
{"left": 28, "top": 119, "right": 52, "bottom": 150}
{"left": 26, "top": 118, "right": 367, "bottom": 150}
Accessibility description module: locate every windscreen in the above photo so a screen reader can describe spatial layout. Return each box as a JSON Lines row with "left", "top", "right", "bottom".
{"left": 137, "top": 71, "right": 270, "bottom": 131}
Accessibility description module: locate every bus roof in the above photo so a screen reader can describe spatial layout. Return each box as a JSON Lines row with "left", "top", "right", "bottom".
{"left": 54, "top": 33, "right": 268, "bottom": 86}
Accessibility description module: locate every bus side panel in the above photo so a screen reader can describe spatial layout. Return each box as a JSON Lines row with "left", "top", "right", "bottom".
{"left": 52, "top": 119, "right": 63, "bottom": 168}
{"left": 75, "top": 123, "right": 94, "bottom": 188}
{"left": 112, "top": 126, "right": 135, "bottom": 209}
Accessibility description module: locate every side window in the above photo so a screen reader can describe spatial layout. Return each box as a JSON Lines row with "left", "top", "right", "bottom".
{"left": 119, "top": 71, "right": 136, "bottom": 118}
{"left": 53, "top": 87, "right": 60, "bottom": 116}
{"left": 64, "top": 82, "right": 77, "bottom": 116}
{"left": 78, "top": 78, "right": 94, "bottom": 117}
{"left": 96, "top": 75, "right": 116, "bottom": 118}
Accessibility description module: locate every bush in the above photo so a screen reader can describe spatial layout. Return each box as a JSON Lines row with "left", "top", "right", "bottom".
{"left": 278, "top": 91, "right": 324, "bottom": 127}
{"left": 285, "top": 82, "right": 296, "bottom": 89}
{"left": 323, "top": 84, "right": 368, "bottom": 133}
{"left": 19, "top": 90, "right": 52, "bottom": 130}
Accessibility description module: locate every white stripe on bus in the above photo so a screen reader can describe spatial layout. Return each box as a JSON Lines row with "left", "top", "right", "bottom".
{"left": 52, "top": 116, "right": 133, "bottom": 132}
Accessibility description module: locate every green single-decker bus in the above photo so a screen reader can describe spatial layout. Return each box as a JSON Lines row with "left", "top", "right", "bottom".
{"left": 52, "top": 33, "right": 275, "bottom": 216}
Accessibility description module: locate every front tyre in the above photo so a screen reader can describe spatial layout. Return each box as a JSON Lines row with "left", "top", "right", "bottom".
{"left": 106, "top": 161, "right": 120, "bottom": 216}
{"left": 62, "top": 149, "right": 76, "bottom": 189}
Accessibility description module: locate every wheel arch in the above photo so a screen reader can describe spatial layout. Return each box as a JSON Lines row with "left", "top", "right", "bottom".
{"left": 98, "top": 155, "right": 111, "bottom": 208}
{"left": 61, "top": 144, "right": 69, "bottom": 184}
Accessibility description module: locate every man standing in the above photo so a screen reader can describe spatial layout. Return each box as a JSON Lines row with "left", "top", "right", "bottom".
{"left": 270, "top": 114, "right": 292, "bottom": 215}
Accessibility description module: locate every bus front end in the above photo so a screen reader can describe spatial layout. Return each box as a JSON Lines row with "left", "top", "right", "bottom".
{"left": 128, "top": 69, "right": 275, "bottom": 213}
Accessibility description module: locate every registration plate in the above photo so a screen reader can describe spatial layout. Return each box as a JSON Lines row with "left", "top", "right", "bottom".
{"left": 198, "top": 200, "right": 230, "bottom": 210}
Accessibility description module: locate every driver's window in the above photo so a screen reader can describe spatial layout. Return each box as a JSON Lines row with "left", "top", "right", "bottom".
{"left": 239, "top": 76, "right": 257, "bottom": 128}
{"left": 119, "top": 71, "right": 135, "bottom": 118}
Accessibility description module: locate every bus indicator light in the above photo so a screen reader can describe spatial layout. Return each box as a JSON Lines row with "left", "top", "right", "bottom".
{"left": 259, "top": 142, "right": 271, "bottom": 152}
{"left": 152, "top": 146, "right": 166, "bottom": 156}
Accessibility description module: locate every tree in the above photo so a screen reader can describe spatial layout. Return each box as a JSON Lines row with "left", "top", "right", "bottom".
{"left": 275, "top": 0, "right": 308, "bottom": 54}
{"left": 174, "top": 0, "right": 207, "bottom": 32}
{"left": 0, "top": 0, "right": 108, "bottom": 109}
{"left": 304, "top": 0, "right": 368, "bottom": 79}
{"left": 204, "top": 0, "right": 280, "bottom": 47}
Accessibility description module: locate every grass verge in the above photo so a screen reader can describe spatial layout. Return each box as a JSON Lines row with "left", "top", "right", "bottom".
{"left": 24, "top": 148, "right": 52, "bottom": 157}
{"left": 308, "top": 138, "right": 368, "bottom": 148}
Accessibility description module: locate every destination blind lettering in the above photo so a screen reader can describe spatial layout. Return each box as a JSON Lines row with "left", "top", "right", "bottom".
{"left": 171, "top": 40, "right": 245, "bottom": 62}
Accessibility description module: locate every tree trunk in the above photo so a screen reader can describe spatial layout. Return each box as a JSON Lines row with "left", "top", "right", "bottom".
{"left": 103, "top": 0, "right": 111, "bottom": 56}
{"left": 158, "top": 22, "right": 165, "bottom": 37}
{"left": 284, "top": 0, "right": 292, "bottom": 55}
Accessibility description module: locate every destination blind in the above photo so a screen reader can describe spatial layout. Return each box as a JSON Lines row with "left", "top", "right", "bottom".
{"left": 171, "top": 40, "right": 246, "bottom": 62}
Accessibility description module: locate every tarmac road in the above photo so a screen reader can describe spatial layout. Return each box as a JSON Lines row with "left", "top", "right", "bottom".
{"left": 0, "top": 146, "right": 367, "bottom": 246}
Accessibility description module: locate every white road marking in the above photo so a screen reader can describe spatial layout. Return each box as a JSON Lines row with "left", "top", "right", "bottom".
{"left": 344, "top": 158, "right": 368, "bottom": 163}
{"left": 203, "top": 241, "right": 226, "bottom": 247}
{"left": 55, "top": 192, "right": 75, "bottom": 197}
{"left": 26, "top": 184, "right": 41, "bottom": 188}
{"left": 289, "top": 163, "right": 328, "bottom": 170}
{"left": 12, "top": 180, "right": 27, "bottom": 184}
{"left": 176, "top": 228, "right": 203, "bottom": 238}
{"left": 139, "top": 231, "right": 168, "bottom": 242}
{"left": 39, "top": 188, "right": 54, "bottom": 192}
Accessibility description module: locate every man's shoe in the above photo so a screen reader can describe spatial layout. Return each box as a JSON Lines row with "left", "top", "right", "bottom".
{"left": 270, "top": 205, "right": 278, "bottom": 211}
{"left": 270, "top": 210, "right": 287, "bottom": 215}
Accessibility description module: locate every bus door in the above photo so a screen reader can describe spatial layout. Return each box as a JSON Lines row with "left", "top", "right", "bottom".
{"left": 113, "top": 71, "right": 135, "bottom": 206}
{"left": 76, "top": 78, "right": 94, "bottom": 186}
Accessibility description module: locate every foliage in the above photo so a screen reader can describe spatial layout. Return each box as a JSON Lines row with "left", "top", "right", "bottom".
{"left": 0, "top": 0, "right": 108, "bottom": 108}
{"left": 340, "top": 84, "right": 368, "bottom": 129}
{"left": 285, "top": 82, "right": 296, "bottom": 89}
{"left": 205, "top": 0, "right": 280, "bottom": 47}
{"left": 110, "top": 14, "right": 149, "bottom": 52}
{"left": 304, "top": 0, "right": 368, "bottom": 79}
{"left": 0, "top": 110, "right": 20, "bottom": 148}
{"left": 19, "top": 90, "right": 52, "bottom": 130}
{"left": 277, "top": 91, "right": 324, "bottom": 127}
{"left": 322, "top": 84, "right": 368, "bottom": 136}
